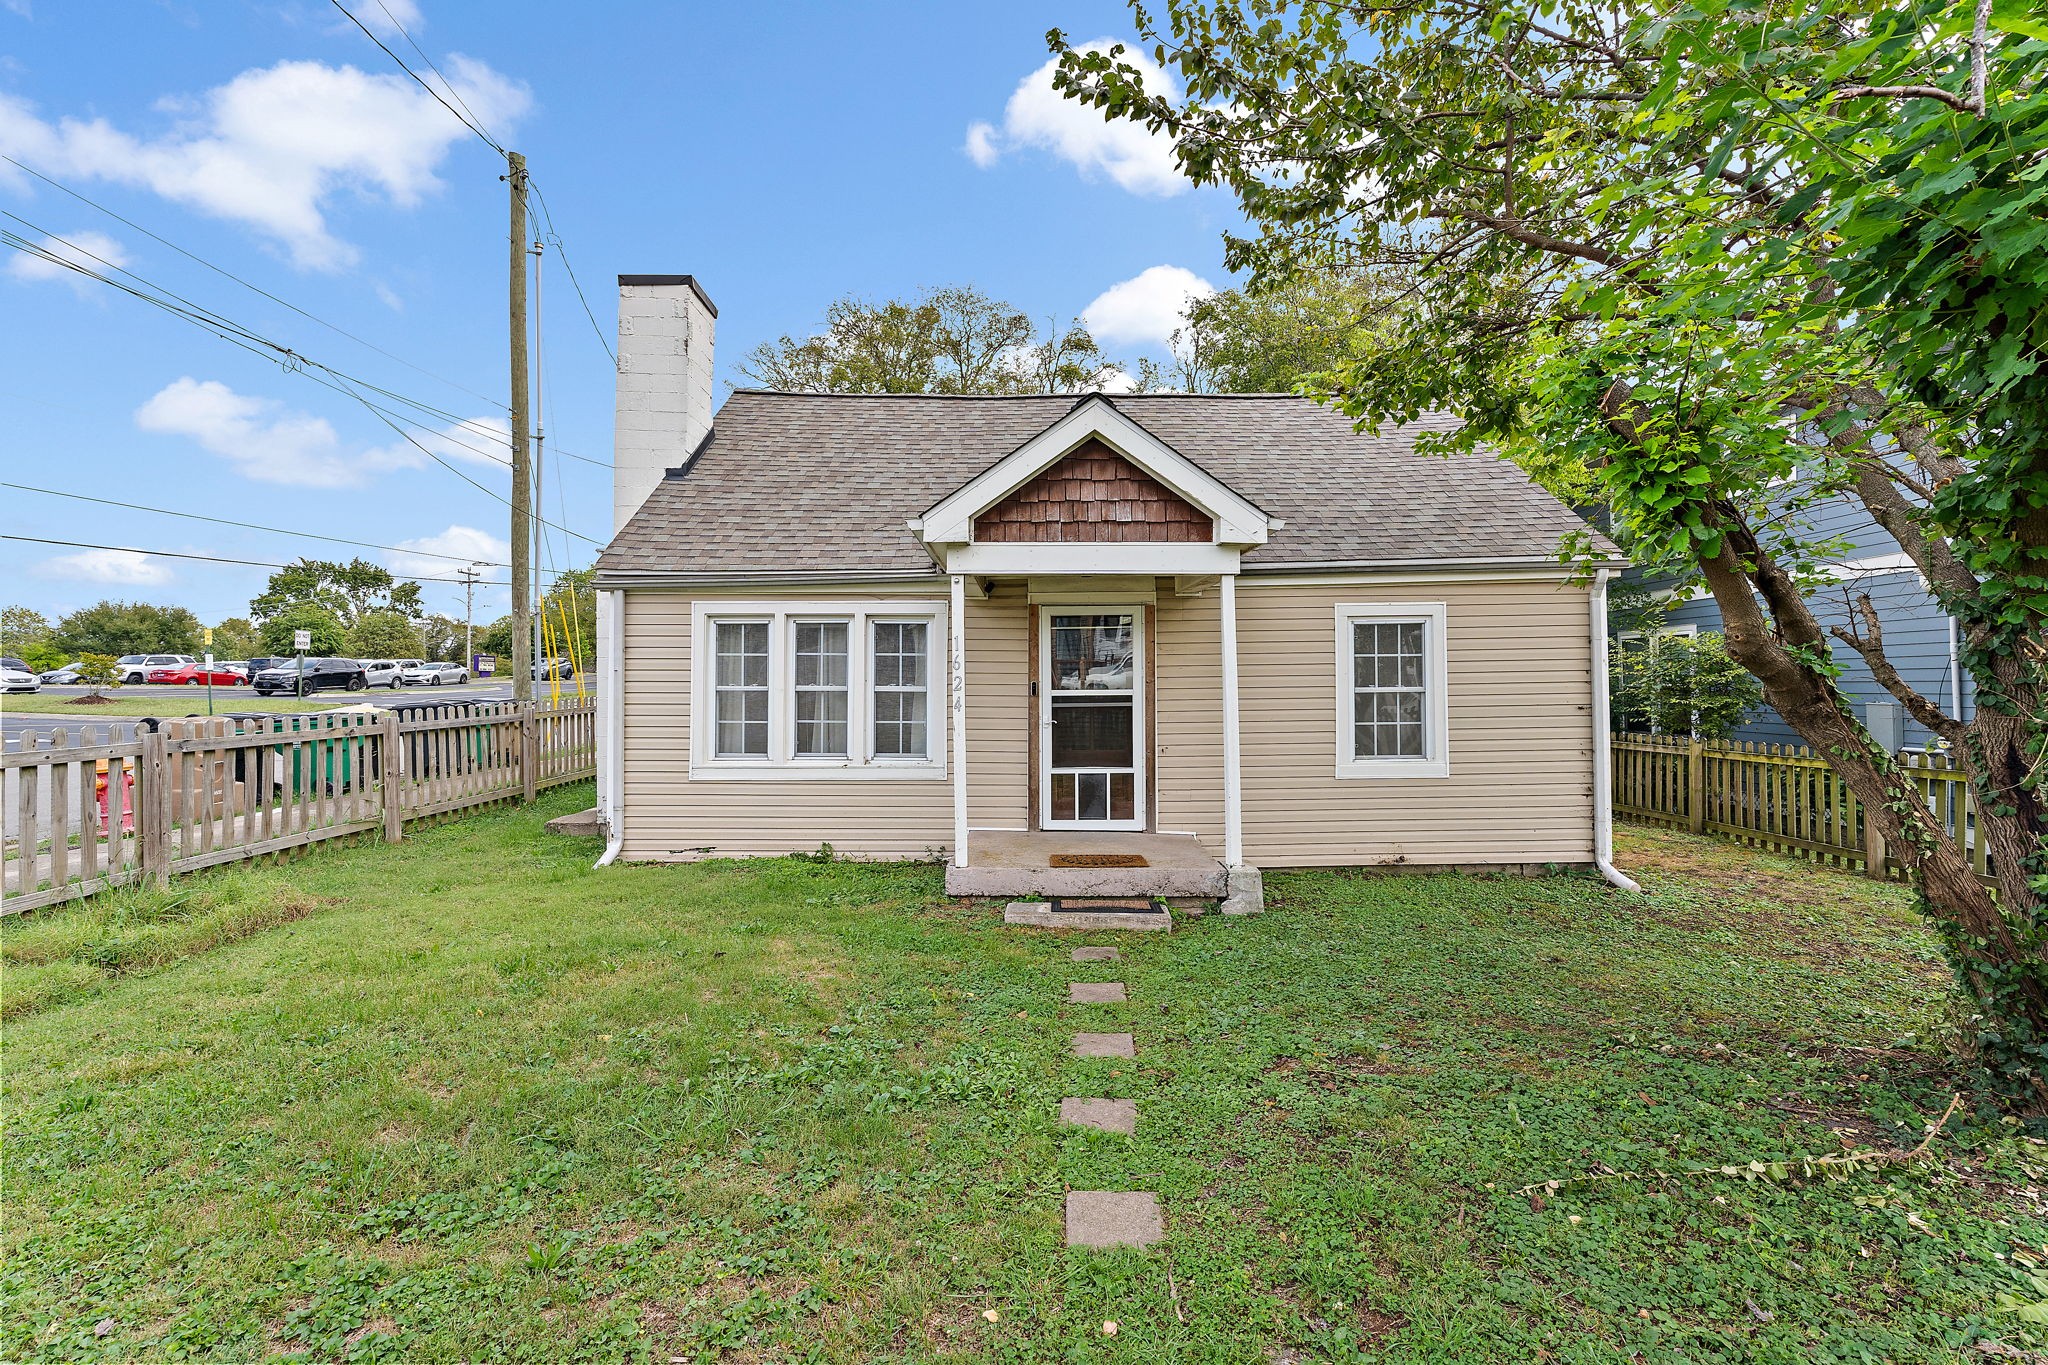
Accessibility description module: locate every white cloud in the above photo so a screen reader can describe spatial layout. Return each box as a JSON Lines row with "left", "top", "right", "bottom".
{"left": 345, "top": 0, "right": 423, "bottom": 36}
{"left": 37, "top": 548, "right": 172, "bottom": 586}
{"left": 0, "top": 55, "right": 527, "bottom": 270}
{"left": 967, "top": 41, "right": 1186, "bottom": 196}
{"left": 134, "top": 377, "right": 507, "bottom": 488}
{"left": 1083, "top": 265, "right": 1217, "bottom": 349}
{"left": 387, "top": 524, "right": 507, "bottom": 579}
{"left": 963, "top": 120, "right": 999, "bottom": 169}
{"left": 360, "top": 411, "right": 509, "bottom": 472}
{"left": 373, "top": 280, "right": 404, "bottom": 311}
{"left": 3, "top": 228, "right": 129, "bottom": 294}
{"left": 2, "top": 1, "right": 32, "bottom": 20}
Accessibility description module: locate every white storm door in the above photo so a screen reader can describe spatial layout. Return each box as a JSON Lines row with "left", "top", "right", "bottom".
{"left": 1040, "top": 608, "right": 1144, "bottom": 830}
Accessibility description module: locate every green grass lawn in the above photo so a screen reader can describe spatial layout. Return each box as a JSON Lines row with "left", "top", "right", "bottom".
{"left": 4, "top": 785, "right": 2044, "bottom": 1362}
{"left": 3, "top": 694, "right": 360, "bottom": 720}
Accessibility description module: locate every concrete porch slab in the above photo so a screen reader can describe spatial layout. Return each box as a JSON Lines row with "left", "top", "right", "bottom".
{"left": 1066, "top": 1191, "right": 1163, "bottom": 1249}
{"left": 544, "top": 807, "right": 602, "bottom": 836}
{"left": 947, "top": 829, "right": 1227, "bottom": 899}
{"left": 1003, "top": 903, "right": 1171, "bottom": 932}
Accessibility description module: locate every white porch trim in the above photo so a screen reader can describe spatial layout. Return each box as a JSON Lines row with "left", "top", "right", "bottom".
{"left": 1220, "top": 571, "right": 1244, "bottom": 867}
{"left": 939, "top": 542, "right": 1240, "bottom": 577}
{"left": 950, "top": 572, "right": 969, "bottom": 868}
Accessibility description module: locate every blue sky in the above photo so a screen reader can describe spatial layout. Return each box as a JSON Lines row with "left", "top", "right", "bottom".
{"left": 1, "top": 0, "right": 1237, "bottom": 628}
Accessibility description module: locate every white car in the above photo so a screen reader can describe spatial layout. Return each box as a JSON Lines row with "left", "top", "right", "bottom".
{"left": 114, "top": 653, "right": 196, "bottom": 684}
{"left": 359, "top": 659, "right": 403, "bottom": 688}
{"left": 1, "top": 657, "right": 41, "bottom": 693}
{"left": 401, "top": 661, "right": 469, "bottom": 686}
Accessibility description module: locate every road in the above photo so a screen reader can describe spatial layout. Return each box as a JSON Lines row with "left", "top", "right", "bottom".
{"left": 2, "top": 679, "right": 542, "bottom": 748}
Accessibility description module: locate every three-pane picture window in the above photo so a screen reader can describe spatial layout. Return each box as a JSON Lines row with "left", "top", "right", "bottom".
{"left": 694, "top": 603, "right": 945, "bottom": 778}
{"left": 1335, "top": 603, "right": 1450, "bottom": 778}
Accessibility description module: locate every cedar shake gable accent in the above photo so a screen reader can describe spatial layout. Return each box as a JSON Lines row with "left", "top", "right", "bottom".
{"left": 973, "top": 439, "right": 1214, "bottom": 544}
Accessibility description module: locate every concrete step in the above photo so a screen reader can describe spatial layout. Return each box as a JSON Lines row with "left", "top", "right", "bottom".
{"left": 1003, "top": 902, "right": 1173, "bottom": 932}
{"left": 951, "top": 864, "right": 1226, "bottom": 898}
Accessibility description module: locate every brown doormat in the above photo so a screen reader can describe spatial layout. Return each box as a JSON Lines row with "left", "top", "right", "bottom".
{"left": 1048, "top": 852, "right": 1149, "bottom": 868}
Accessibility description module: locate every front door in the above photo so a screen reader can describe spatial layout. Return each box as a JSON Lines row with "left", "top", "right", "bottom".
{"left": 1040, "top": 608, "right": 1145, "bottom": 830}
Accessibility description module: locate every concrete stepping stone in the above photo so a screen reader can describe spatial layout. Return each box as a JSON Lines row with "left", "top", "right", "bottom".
{"left": 1004, "top": 902, "right": 1170, "bottom": 931}
{"left": 1069, "top": 982, "right": 1126, "bottom": 1004}
{"left": 1072, "top": 1032, "right": 1135, "bottom": 1058}
{"left": 1071, "top": 946, "right": 1119, "bottom": 962}
{"left": 1060, "top": 1097, "right": 1137, "bottom": 1134}
{"left": 1066, "top": 1191, "right": 1164, "bottom": 1249}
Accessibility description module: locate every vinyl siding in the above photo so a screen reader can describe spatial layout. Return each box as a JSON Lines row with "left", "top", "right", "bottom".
{"left": 619, "top": 582, "right": 1026, "bottom": 859}
{"left": 1156, "top": 577, "right": 1597, "bottom": 867}
{"left": 621, "top": 575, "right": 1596, "bottom": 868}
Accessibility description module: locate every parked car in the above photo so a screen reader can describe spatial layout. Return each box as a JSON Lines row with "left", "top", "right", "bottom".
{"left": 38, "top": 661, "right": 83, "bottom": 684}
{"left": 218, "top": 660, "right": 252, "bottom": 679}
{"left": 251, "top": 658, "right": 369, "bottom": 696}
{"left": 245, "top": 656, "right": 288, "bottom": 676}
{"left": 533, "top": 657, "right": 577, "bottom": 681}
{"left": 401, "top": 660, "right": 470, "bottom": 686}
{"left": 359, "top": 659, "right": 402, "bottom": 688}
{"left": 114, "top": 653, "right": 197, "bottom": 684}
{"left": 146, "top": 662, "right": 247, "bottom": 686}
{"left": 1, "top": 657, "right": 41, "bottom": 693}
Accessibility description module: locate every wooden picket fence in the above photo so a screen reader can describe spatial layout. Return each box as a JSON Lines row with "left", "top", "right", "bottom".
{"left": 2, "top": 699, "right": 597, "bottom": 915}
{"left": 1611, "top": 732, "right": 1997, "bottom": 887}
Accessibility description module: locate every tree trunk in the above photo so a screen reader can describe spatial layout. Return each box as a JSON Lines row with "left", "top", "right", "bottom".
{"left": 1702, "top": 540, "right": 2048, "bottom": 1109}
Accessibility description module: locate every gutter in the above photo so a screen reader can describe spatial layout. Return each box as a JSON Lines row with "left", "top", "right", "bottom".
{"left": 1588, "top": 568, "right": 1642, "bottom": 892}
{"left": 594, "top": 587, "right": 625, "bottom": 868}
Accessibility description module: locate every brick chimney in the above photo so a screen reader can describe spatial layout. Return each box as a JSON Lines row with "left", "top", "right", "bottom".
{"left": 613, "top": 274, "right": 716, "bottom": 531}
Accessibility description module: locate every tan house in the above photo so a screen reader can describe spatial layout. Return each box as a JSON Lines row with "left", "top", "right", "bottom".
{"left": 590, "top": 276, "right": 1637, "bottom": 909}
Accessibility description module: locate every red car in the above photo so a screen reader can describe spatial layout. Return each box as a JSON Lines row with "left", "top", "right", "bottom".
{"left": 146, "top": 663, "right": 247, "bottom": 686}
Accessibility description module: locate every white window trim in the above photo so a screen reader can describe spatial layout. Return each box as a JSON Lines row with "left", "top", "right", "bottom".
{"left": 1334, "top": 602, "right": 1451, "bottom": 780}
{"left": 690, "top": 599, "right": 948, "bottom": 781}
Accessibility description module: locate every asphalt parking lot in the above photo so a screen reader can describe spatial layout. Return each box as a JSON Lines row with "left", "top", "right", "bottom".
{"left": 1, "top": 679, "right": 545, "bottom": 747}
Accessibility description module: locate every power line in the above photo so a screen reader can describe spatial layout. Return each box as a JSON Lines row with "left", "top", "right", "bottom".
{"left": 1, "top": 224, "right": 605, "bottom": 548}
{"left": 2, "top": 481, "right": 511, "bottom": 565}
{"left": 527, "top": 178, "right": 617, "bottom": 366}
{"left": 1, "top": 534, "right": 512, "bottom": 586}
{"left": 0, "top": 153, "right": 508, "bottom": 415}
{"left": 371, "top": 0, "right": 502, "bottom": 153}
{"left": 328, "top": 0, "right": 505, "bottom": 156}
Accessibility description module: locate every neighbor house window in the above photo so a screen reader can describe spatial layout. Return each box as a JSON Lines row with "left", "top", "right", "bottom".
{"left": 1334, "top": 602, "right": 1450, "bottom": 779}
{"left": 692, "top": 601, "right": 947, "bottom": 779}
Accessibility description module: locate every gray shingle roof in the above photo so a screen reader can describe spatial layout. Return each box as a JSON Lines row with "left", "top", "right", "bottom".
{"left": 596, "top": 392, "right": 1611, "bottom": 579}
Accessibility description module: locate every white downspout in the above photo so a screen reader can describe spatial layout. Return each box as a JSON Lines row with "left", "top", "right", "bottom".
{"left": 1589, "top": 569, "right": 1640, "bottom": 891}
{"left": 594, "top": 587, "right": 626, "bottom": 868}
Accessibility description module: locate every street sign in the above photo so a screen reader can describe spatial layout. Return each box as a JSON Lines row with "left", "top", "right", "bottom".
{"left": 293, "top": 629, "right": 312, "bottom": 651}
{"left": 204, "top": 627, "right": 214, "bottom": 647}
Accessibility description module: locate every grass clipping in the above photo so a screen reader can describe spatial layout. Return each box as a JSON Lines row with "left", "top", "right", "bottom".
{"left": 3, "top": 869, "right": 324, "bottom": 1018}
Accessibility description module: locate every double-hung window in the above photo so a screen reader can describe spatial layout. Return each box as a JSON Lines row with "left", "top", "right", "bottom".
{"left": 692, "top": 601, "right": 946, "bottom": 779}
{"left": 1334, "top": 602, "right": 1450, "bottom": 778}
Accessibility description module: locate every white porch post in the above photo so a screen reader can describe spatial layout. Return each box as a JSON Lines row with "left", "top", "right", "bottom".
{"left": 950, "top": 572, "right": 969, "bottom": 868}
{"left": 1220, "top": 570, "right": 1244, "bottom": 867}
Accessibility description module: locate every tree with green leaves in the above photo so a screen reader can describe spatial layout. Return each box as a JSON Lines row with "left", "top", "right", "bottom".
{"left": 249, "top": 558, "right": 425, "bottom": 629}
{"left": 52, "top": 601, "right": 203, "bottom": 656}
{"left": 1141, "top": 269, "right": 1414, "bottom": 393}
{"left": 738, "top": 285, "right": 1122, "bottom": 394}
{"left": 73, "top": 654, "right": 120, "bottom": 697}
{"left": 345, "top": 610, "right": 425, "bottom": 660}
{"left": 2, "top": 605, "right": 50, "bottom": 651}
{"left": 539, "top": 568, "right": 597, "bottom": 668}
{"left": 210, "top": 617, "right": 262, "bottom": 659}
{"left": 1054, "top": 0, "right": 2047, "bottom": 1105}
{"left": 1612, "top": 633, "right": 1765, "bottom": 740}
{"left": 259, "top": 604, "right": 346, "bottom": 657}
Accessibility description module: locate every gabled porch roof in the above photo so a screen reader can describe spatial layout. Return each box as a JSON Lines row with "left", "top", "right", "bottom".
{"left": 911, "top": 394, "right": 1276, "bottom": 577}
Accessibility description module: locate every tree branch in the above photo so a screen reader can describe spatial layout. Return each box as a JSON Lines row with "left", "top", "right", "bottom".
{"left": 1832, "top": 84, "right": 1975, "bottom": 112}
{"left": 1829, "top": 592, "right": 1966, "bottom": 741}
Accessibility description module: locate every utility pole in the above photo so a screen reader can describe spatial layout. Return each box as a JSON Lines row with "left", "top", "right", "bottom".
{"left": 507, "top": 150, "right": 532, "bottom": 703}
{"left": 458, "top": 563, "right": 482, "bottom": 672}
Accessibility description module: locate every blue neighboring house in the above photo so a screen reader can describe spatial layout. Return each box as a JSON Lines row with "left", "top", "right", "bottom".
{"left": 1620, "top": 488, "right": 1974, "bottom": 753}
